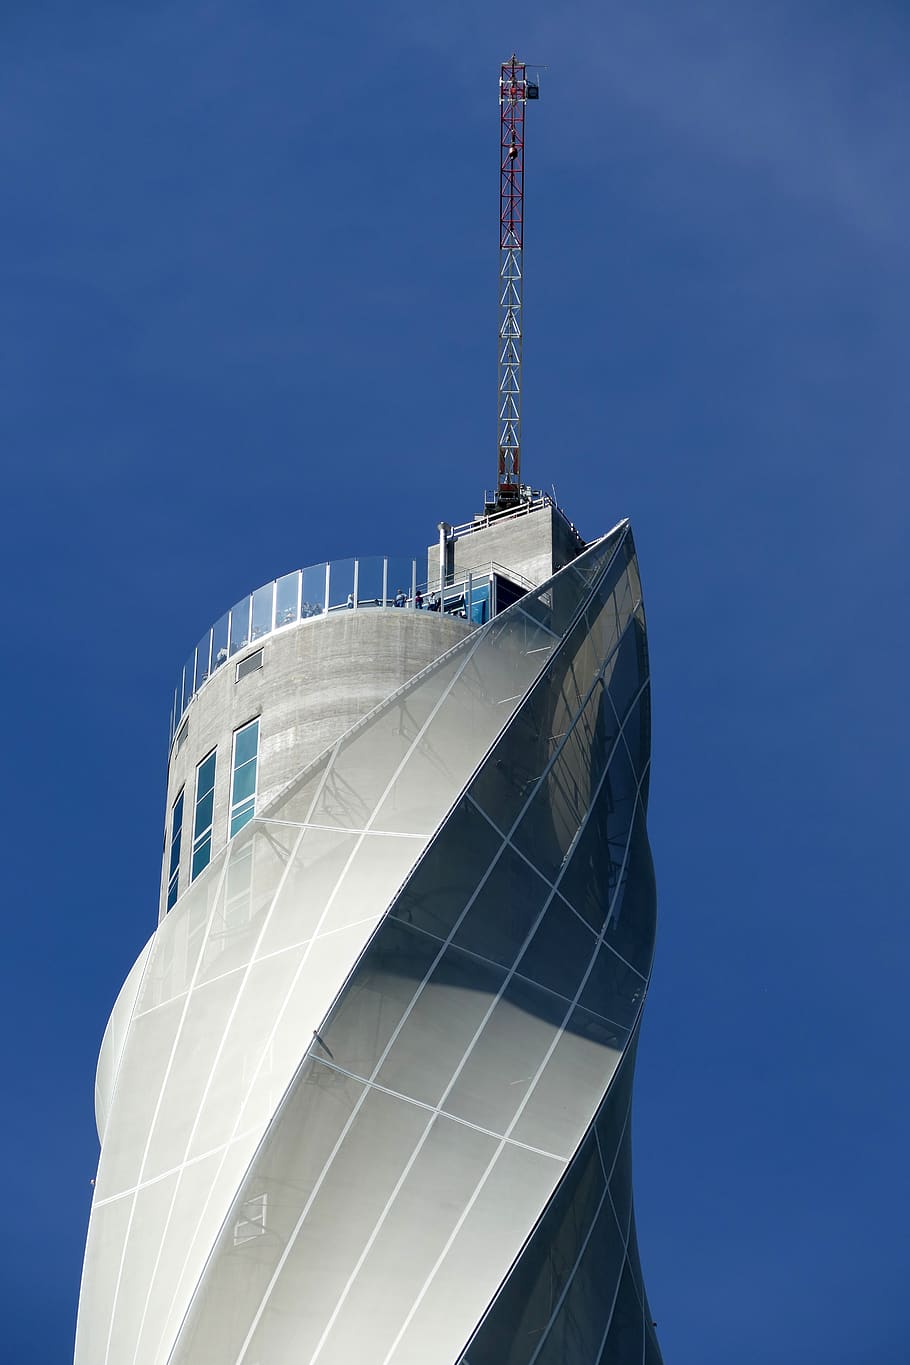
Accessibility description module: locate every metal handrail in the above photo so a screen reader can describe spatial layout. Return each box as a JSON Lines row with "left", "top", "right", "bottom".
{"left": 168, "top": 550, "right": 542, "bottom": 747}
{"left": 446, "top": 494, "right": 554, "bottom": 540}
{"left": 170, "top": 554, "right": 418, "bottom": 743}
{"left": 491, "top": 561, "right": 536, "bottom": 591}
{"left": 421, "top": 559, "right": 534, "bottom": 596}
{"left": 168, "top": 555, "right": 532, "bottom": 748}
{"left": 445, "top": 491, "right": 581, "bottom": 544}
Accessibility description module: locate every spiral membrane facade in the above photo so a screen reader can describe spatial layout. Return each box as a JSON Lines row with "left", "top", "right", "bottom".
{"left": 76, "top": 520, "right": 661, "bottom": 1365}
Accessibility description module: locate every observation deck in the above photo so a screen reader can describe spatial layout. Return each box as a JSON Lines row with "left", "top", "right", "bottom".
{"left": 169, "top": 554, "right": 533, "bottom": 747}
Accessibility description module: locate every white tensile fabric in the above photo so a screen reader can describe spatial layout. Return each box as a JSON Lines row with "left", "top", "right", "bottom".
{"left": 75, "top": 522, "right": 660, "bottom": 1365}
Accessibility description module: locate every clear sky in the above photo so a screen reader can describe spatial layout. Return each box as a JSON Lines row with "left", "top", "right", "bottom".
{"left": 3, "top": 3, "right": 908, "bottom": 1361}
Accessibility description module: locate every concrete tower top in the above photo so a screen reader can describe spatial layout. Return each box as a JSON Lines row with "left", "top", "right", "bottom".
{"left": 429, "top": 494, "right": 585, "bottom": 591}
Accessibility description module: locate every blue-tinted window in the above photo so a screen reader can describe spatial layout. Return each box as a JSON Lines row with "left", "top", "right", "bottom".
{"left": 191, "top": 750, "right": 216, "bottom": 881}
{"left": 230, "top": 718, "right": 259, "bottom": 837}
{"left": 166, "top": 788, "right": 184, "bottom": 910}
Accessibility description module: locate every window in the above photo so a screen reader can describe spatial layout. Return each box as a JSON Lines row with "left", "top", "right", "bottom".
{"left": 236, "top": 648, "right": 263, "bottom": 682}
{"left": 166, "top": 788, "right": 184, "bottom": 910}
{"left": 191, "top": 750, "right": 217, "bottom": 881}
{"left": 230, "top": 718, "right": 259, "bottom": 836}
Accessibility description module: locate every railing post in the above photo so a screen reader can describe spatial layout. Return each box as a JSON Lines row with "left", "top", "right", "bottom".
{"left": 438, "top": 522, "right": 449, "bottom": 589}
{"left": 467, "top": 572, "right": 473, "bottom": 623}
{"left": 382, "top": 557, "right": 388, "bottom": 606}
{"left": 324, "top": 562, "right": 330, "bottom": 614}
{"left": 410, "top": 558, "right": 417, "bottom": 607}
{"left": 353, "top": 558, "right": 359, "bottom": 610}
{"left": 296, "top": 569, "right": 303, "bottom": 622}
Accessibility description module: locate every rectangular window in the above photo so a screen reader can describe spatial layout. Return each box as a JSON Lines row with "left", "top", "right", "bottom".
{"left": 166, "top": 788, "right": 184, "bottom": 910}
{"left": 230, "top": 718, "right": 259, "bottom": 836}
{"left": 191, "top": 749, "right": 217, "bottom": 881}
{"left": 236, "top": 648, "right": 263, "bottom": 682}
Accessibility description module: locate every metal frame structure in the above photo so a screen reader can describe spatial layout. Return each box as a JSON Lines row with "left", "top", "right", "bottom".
{"left": 497, "top": 55, "right": 537, "bottom": 509}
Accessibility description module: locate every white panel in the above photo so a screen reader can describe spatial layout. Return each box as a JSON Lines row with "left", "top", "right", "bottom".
{"left": 241, "top": 1088, "right": 430, "bottom": 1363}
{"left": 236, "top": 919, "right": 390, "bottom": 1139}
{"left": 144, "top": 969, "right": 249, "bottom": 1180}
{"left": 105, "top": 1171, "right": 179, "bottom": 1363}
{"left": 314, "top": 1116, "right": 498, "bottom": 1364}
{"left": 374, "top": 953, "right": 507, "bottom": 1108}
{"left": 187, "top": 948, "right": 306, "bottom": 1160}
{"left": 95, "top": 936, "right": 152, "bottom": 1140}
{"left": 442, "top": 982, "right": 566, "bottom": 1138}
{"left": 298, "top": 652, "right": 468, "bottom": 832}
{"left": 136, "top": 858, "right": 227, "bottom": 1014}
{"left": 72, "top": 1194, "right": 133, "bottom": 1365}
{"left": 369, "top": 733, "right": 485, "bottom": 837}
{"left": 510, "top": 1010, "right": 625, "bottom": 1160}
{"left": 93, "top": 997, "right": 184, "bottom": 1201}
{"left": 145, "top": 1141, "right": 258, "bottom": 1365}
{"left": 316, "top": 832, "right": 426, "bottom": 937}
{"left": 371, "top": 628, "right": 555, "bottom": 837}
{"left": 388, "top": 1141, "right": 563, "bottom": 1365}
{"left": 254, "top": 822, "right": 360, "bottom": 959}
{"left": 162, "top": 1066, "right": 368, "bottom": 1363}
{"left": 195, "top": 823, "right": 295, "bottom": 986}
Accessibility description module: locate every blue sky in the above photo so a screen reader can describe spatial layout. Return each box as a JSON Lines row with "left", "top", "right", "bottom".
{"left": 3, "top": 3, "right": 909, "bottom": 1361}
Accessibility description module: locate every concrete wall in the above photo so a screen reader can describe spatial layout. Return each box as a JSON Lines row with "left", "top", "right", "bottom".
{"left": 426, "top": 503, "right": 585, "bottom": 590}
{"left": 160, "top": 609, "right": 473, "bottom": 920}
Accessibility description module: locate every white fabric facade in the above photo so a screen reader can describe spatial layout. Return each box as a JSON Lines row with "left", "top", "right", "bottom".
{"left": 75, "top": 521, "right": 661, "bottom": 1365}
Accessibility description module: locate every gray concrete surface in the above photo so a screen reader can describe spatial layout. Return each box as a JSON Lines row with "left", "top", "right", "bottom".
{"left": 159, "top": 608, "right": 473, "bottom": 919}
{"left": 426, "top": 502, "right": 585, "bottom": 589}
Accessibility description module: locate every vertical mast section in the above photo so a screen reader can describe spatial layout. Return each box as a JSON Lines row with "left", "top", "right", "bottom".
{"left": 497, "top": 55, "right": 536, "bottom": 511}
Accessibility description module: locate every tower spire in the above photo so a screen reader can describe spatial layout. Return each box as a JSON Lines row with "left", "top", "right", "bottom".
{"left": 496, "top": 54, "right": 538, "bottom": 511}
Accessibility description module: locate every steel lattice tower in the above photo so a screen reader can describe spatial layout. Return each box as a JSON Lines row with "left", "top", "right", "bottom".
{"left": 497, "top": 55, "right": 537, "bottom": 509}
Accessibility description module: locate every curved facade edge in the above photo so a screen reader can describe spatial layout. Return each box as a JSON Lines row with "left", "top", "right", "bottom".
{"left": 94, "top": 936, "right": 154, "bottom": 1142}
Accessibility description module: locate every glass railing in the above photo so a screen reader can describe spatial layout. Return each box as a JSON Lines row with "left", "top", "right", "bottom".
{"left": 169, "top": 555, "right": 528, "bottom": 745}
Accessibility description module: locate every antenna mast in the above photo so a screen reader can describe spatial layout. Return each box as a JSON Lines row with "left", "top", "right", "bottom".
{"left": 496, "top": 54, "right": 538, "bottom": 511}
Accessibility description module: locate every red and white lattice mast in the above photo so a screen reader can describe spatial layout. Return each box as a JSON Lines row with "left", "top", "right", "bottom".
{"left": 496, "top": 55, "right": 539, "bottom": 511}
